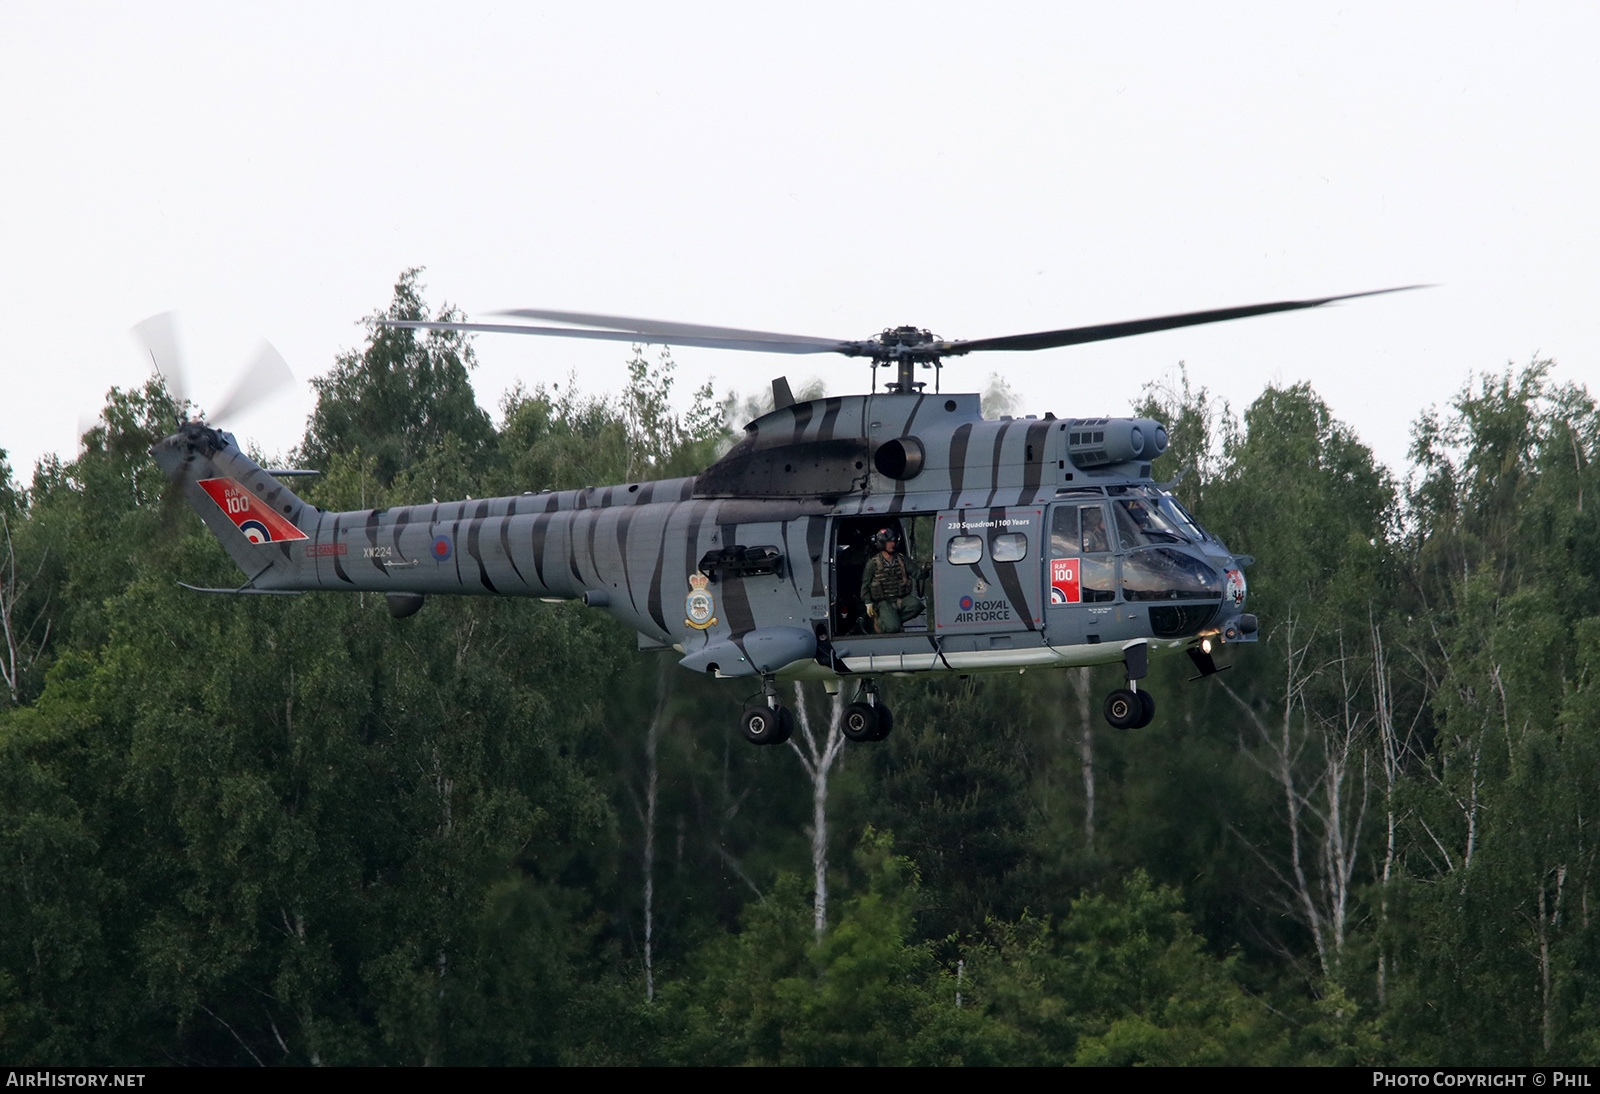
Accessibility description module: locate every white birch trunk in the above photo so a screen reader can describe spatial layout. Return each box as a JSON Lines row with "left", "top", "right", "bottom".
{"left": 0, "top": 513, "right": 50, "bottom": 705}
{"left": 1225, "top": 618, "right": 1377, "bottom": 981}
{"left": 641, "top": 661, "right": 671, "bottom": 1002}
{"left": 1071, "top": 667, "right": 1096, "bottom": 851}
{"left": 789, "top": 683, "right": 846, "bottom": 940}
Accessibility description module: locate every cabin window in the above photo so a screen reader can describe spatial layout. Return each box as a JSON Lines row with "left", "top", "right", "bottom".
{"left": 947, "top": 535, "right": 983, "bottom": 565}
{"left": 992, "top": 532, "right": 1028, "bottom": 563}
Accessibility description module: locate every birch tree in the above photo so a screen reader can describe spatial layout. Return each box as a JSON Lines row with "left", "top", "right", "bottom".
{"left": 788, "top": 684, "right": 847, "bottom": 939}
{"left": 1224, "top": 619, "right": 1377, "bottom": 980}
{"left": 0, "top": 510, "right": 50, "bottom": 707}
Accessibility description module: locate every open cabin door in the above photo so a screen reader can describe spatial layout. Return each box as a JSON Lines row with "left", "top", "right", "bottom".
{"left": 829, "top": 513, "right": 936, "bottom": 637}
{"left": 932, "top": 507, "right": 1044, "bottom": 637}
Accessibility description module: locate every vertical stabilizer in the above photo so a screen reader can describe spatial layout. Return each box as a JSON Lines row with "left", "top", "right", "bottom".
{"left": 150, "top": 422, "right": 313, "bottom": 588}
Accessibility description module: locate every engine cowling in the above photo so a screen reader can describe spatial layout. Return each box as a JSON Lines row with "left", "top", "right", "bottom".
{"left": 1067, "top": 417, "right": 1168, "bottom": 468}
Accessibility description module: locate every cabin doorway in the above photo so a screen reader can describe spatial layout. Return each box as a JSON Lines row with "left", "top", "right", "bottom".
{"left": 830, "top": 513, "right": 935, "bottom": 636}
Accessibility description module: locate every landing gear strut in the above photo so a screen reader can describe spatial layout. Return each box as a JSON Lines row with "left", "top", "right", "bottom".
{"left": 741, "top": 675, "right": 794, "bottom": 746}
{"left": 842, "top": 678, "right": 893, "bottom": 743}
{"left": 1104, "top": 642, "right": 1156, "bottom": 730}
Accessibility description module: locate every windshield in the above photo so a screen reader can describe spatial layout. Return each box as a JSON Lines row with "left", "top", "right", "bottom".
{"left": 1121, "top": 547, "right": 1223, "bottom": 601}
{"left": 1155, "top": 494, "right": 1209, "bottom": 542}
{"left": 1113, "top": 498, "right": 1188, "bottom": 546}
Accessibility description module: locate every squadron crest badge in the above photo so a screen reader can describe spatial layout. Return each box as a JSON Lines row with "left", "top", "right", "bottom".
{"left": 685, "top": 571, "right": 718, "bottom": 630}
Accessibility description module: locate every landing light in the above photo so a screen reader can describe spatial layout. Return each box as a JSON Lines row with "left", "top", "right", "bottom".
{"left": 1201, "top": 638, "right": 1214, "bottom": 654}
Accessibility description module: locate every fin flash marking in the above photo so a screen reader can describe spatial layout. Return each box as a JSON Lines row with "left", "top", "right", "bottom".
{"left": 198, "top": 478, "right": 308, "bottom": 543}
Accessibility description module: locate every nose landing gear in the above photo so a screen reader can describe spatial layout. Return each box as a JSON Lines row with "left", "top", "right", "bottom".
{"left": 1104, "top": 641, "right": 1156, "bottom": 729}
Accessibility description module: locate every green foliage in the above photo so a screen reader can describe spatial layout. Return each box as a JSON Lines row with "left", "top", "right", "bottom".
{"left": 968, "top": 870, "right": 1272, "bottom": 1065}
{"left": 859, "top": 676, "right": 1035, "bottom": 938}
{"left": 656, "top": 830, "right": 998, "bottom": 1065}
{"left": 300, "top": 269, "right": 493, "bottom": 490}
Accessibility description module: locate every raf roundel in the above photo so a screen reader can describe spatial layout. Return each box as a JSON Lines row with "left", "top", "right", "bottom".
{"left": 239, "top": 520, "right": 271, "bottom": 544}
{"left": 431, "top": 534, "right": 453, "bottom": 563}
{"left": 959, "top": 595, "right": 974, "bottom": 611}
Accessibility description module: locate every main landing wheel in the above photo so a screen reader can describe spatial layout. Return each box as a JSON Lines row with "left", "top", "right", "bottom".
{"left": 1136, "top": 689, "right": 1156, "bottom": 728}
{"left": 1104, "top": 688, "right": 1155, "bottom": 730}
{"left": 843, "top": 702, "right": 879, "bottom": 742}
{"left": 872, "top": 702, "right": 894, "bottom": 741}
{"left": 742, "top": 704, "right": 793, "bottom": 746}
{"left": 843, "top": 701, "right": 895, "bottom": 743}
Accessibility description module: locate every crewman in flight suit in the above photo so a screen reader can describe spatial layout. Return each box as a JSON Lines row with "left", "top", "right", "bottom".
{"left": 860, "top": 527, "right": 924, "bottom": 634}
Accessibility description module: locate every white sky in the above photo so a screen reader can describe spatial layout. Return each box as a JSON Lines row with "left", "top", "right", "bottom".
{"left": 2, "top": 3, "right": 1596, "bottom": 481}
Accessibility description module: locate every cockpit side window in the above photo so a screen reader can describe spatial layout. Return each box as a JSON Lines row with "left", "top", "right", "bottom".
{"left": 1050, "top": 505, "right": 1079, "bottom": 557}
{"left": 1121, "top": 547, "right": 1223, "bottom": 600}
{"left": 1080, "top": 505, "right": 1110, "bottom": 554}
{"left": 1075, "top": 504, "right": 1115, "bottom": 602}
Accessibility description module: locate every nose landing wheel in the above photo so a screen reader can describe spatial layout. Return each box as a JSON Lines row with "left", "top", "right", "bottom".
{"left": 1104, "top": 687, "right": 1156, "bottom": 729}
{"left": 1104, "top": 641, "right": 1156, "bottom": 729}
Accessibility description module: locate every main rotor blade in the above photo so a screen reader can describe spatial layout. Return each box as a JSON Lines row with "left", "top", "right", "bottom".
{"left": 950, "top": 286, "right": 1427, "bottom": 355}
{"left": 130, "top": 311, "right": 189, "bottom": 408}
{"left": 382, "top": 319, "right": 852, "bottom": 356}
{"left": 494, "top": 308, "right": 846, "bottom": 348}
{"left": 210, "top": 341, "right": 295, "bottom": 423}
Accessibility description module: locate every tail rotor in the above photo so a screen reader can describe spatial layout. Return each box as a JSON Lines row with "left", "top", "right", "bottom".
{"left": 126, "top": 312, "right": 299, "bottom": 532}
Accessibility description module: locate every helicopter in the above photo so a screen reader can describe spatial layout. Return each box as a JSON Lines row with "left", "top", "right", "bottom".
{"left": 149, "top": 287, "right": 1415, "bottom": 746}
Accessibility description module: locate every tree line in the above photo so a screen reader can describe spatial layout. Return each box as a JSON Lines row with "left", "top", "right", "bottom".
{"left": 1, "top": 271, "right": 1596, "bottom": 1065}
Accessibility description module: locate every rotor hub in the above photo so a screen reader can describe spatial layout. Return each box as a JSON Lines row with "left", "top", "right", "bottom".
{"left": 871, "top": 327, "right": 945, "bottom": 392}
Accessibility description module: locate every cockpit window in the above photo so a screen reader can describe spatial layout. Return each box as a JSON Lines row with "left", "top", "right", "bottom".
{"left": 1050, "top": 505, "right": 1079, "bottom": 557}
{"left": 1114, "top": 498, "right": 1188, "bottom": 546}
{"left": 1080, "top": 505, "right": 1111, "bottom": 553}
{"left": 1157, "top": 494, "right": 1209, "bottom": 541}
{"left": 1121, "top": 548, "right": 1223, "bottom": 601}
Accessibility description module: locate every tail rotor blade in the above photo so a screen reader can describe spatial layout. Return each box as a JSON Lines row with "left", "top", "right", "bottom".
{"left": 210, "top": 341, "right": 295, "bottom": 424}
